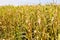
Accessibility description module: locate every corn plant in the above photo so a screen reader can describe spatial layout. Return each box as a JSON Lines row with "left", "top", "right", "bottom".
{"left": 0, "top": 5, "right": 59, "bottom": 40}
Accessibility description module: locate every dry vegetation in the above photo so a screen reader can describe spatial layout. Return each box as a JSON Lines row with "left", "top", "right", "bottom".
{"left": 0, "top": 5, "right": 60, "bottom": 40}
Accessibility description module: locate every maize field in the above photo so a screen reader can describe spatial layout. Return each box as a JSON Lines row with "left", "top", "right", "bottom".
{"left": 0, "top": 5, "right": 60, "bottom": 40}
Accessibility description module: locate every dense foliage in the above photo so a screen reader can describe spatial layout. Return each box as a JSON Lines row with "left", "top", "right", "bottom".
{"left": 0, "top": 5, "right": 60, "bottom": 40}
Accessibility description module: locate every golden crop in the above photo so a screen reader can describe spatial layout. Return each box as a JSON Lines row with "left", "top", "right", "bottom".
{"left": 0, "top": 5, "right": 60, "bottom": 40}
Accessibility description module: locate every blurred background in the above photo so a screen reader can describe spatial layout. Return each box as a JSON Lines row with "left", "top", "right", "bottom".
{"left": 0, "top": 0, "right": 59, "bottom": 6}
